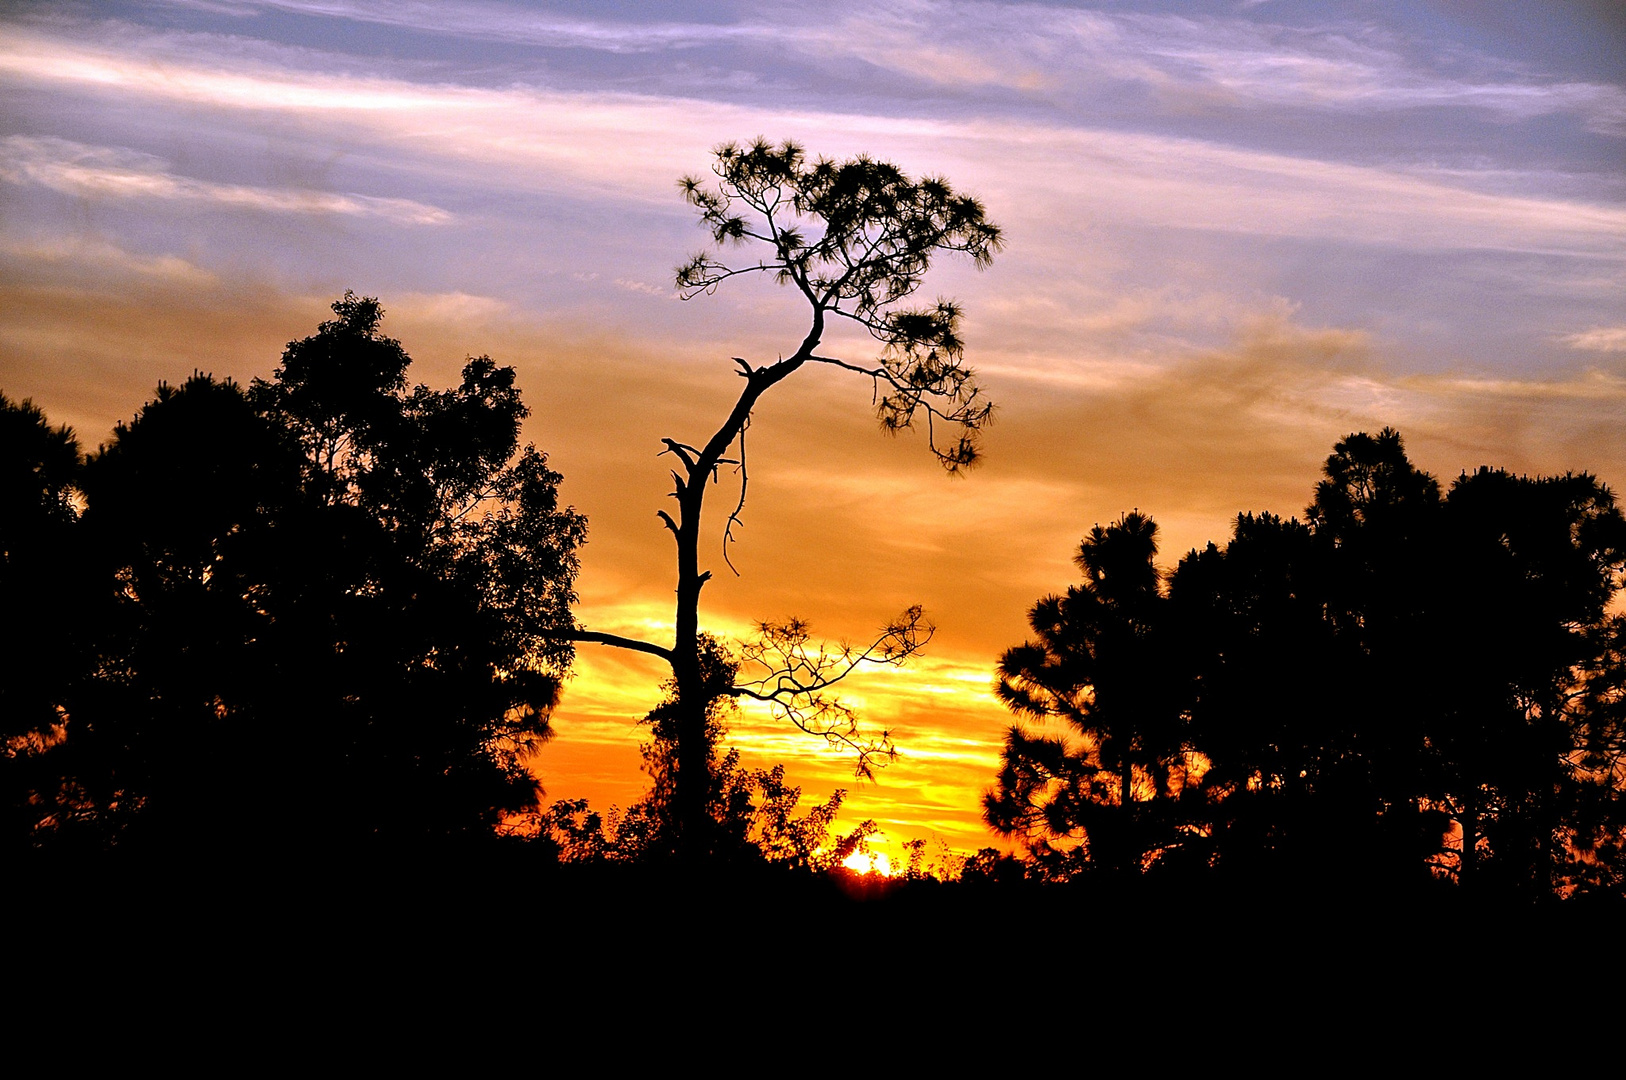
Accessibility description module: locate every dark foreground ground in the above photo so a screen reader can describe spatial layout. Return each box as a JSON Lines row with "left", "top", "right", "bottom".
{"left": 17, "top": 844, "right": 1608, "bottom": 986}
{"left": 17, "top": 847, "right": 1617, "bottom": 1062}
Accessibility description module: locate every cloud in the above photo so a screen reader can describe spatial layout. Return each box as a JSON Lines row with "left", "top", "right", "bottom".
{"left": 614, "top": 278, "right": 676, "bottom": 298}
{"left": 0, "top": 136, "right": 452, "bottom": 224}
{"left": 776, "top": 1, "right": 1626, "bottom": 130}
{"left": 1561, "top": 327, "right": 1626, "bottom": 352}
{"left": 951, "top": 120, "right": 1626, "bottom": 260}
{"left": 0, "top": 234, "right": 218, "bottom": 286}
{"left": 385, "top": 290, "right": 512, "bottom": 325}
{"left": 4, "top": 27, "right": 1621, "bottom": 265}
{"left": 155, "top": 0, "right": 765, "bottom": 52}
{"left": 148, "top": 0, "right": 1626, "bottom": 134}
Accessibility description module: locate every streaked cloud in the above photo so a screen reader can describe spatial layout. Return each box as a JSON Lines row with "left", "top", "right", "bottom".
{"left": 146, "top": 0, "right": 1626, "bottom": 135}
{"left": 1561, "top": 326, "right": 1626, "bottom": 352}
{"left": 4, "top": 27, "right": 1620, "bottom": 265}
{"left": 158, "top": 0, "right": 765, "bottom": 52}
{"left": 614, "top": 278, "right": 676, "bottom": 298}
{"left": 0, "top": 136, "right": 452, "bottom": 223}
{"left": 0, "top": 234, "right": 218, "bottom": 286}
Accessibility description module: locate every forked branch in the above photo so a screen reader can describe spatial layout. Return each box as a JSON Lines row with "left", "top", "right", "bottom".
{"left": 731, "top": 606, "right": 934, "bottom": 779}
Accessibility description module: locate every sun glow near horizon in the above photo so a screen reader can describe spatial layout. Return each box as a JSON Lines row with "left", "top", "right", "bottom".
{"left": 842, "top": 849, "right": 893, "bottom": 877}
{"left": 538, "top": 591, "right": 1017, "bottom": 856}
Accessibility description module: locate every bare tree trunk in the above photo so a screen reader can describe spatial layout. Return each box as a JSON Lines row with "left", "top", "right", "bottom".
{"left": 671, "top": 504, "right": 708, "bottom": 857}
{"left": 664, "top": 348, "right": 812, "bottom": 855}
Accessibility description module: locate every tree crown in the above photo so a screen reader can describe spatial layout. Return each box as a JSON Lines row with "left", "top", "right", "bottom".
{"left": 676, "top": 138, "right": 1003, "bottom": 470}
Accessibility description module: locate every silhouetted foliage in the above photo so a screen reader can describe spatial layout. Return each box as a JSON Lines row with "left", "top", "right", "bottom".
{"left": 7, "top": 295, "right": 584, "bottom": 853}
{"left": 562, "top": 139, "right": 1001, "bottom": 854}
{"left": 536, "top": 754, "right": 872, "bottom": 872}
{"left": 0, "top": 394, "right": 91, "bottom": 850}
{"left": 536, "top": 630, "right": 876, "bottom": 868}
{"left": 992, "top": 429, "right": 1626, "bottom": 898}
{"left": 988, "top": 512, "right": 1199, "bottom": 878}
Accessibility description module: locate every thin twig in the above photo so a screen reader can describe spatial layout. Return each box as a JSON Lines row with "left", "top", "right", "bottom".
{"left": 722, "top": 416, "right": 750, "bottom": 576}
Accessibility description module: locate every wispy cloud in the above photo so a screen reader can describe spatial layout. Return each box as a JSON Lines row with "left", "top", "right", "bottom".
{"left": 0, "top": 234, "right": 218, "bottom": 285}
{"left": 156, "top": 0, "right": 764, "bottom": 52}
{"left": 613, "top": 278, "right": 674, "bottom": 298}
{"left": 0, "top": 135, "right": 451, "bottom": 223}
{"left": 812, "top": 1, "right": 1626, "bottom": 130}
{"left": 3, "top": 30, "right": 1620, "bottom": 264}
{"left": 1561, "top": 327, "right": 1626, "bottom": 352}
{"left": 142, "top": 1, "right": 1626, "bottom": 133}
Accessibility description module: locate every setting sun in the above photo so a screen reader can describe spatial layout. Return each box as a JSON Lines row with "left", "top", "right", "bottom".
{"left": 843, "top": 850, "right": 893, "bottom": 878}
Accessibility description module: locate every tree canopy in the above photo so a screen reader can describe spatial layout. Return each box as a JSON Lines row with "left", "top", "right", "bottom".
{"left": 990, "top": 429, "right": 1626, "bottom": 898}
{"left": 677, "top": 138, "right": 1002, "bottom": 470}
{"left": 5, "top": 295, "right": 584, "bottom": 854}
{"left": 989, "top": 512, "right": 1196, "bottom": 876}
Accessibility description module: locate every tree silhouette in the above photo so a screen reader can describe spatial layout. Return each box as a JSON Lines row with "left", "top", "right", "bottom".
{"left": 1567, "top": 613, "right": 1626, "bottom": 896}
{"left": 1167, "top": 511, "right": 1365, "bottom": 877}
{"left": 16, "top": 296, "right": 585, "bottom": 852}
{"left": 987, "top": 513, "right": 1195, "bottom": 876}
{"left": 997, "top": 430, "right": 1626, "bottom": 897}
{"left": 561, "top": 139, "right": 1001, "bottom": 854}
{"left": 538, "top": 630, "right": 872, "bottom": 867}
{"left": 0, "top": 395, "right": 90, "bottom": 850}
{"left": 1429, "top": 467, "right": 1626, "bottom": 895}
{"left": 1297, "top": 431, "right": 1626, "bottom": 890}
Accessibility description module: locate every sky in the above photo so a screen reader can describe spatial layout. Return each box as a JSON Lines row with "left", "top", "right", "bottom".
{"left": 2, "top": 0, "right": 1624, "bottom": 863}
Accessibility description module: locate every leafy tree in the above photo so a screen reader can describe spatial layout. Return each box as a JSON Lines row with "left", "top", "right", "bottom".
{"left": 537, "top": 754, "right": 869, "bottom": 871}
{"left": 987, "top": 513, "right": 1197, "bottom": 877}
{"left": 1306, "top": 429, "right": 1448, "bottom": 844}
{"left": 1428, "top": 466, "right": 1626, "bottom": 895}
{"left": 60, "top": 374, "right": 307, "bottom": 847}
{"left": 1297, "top": 431, "right": 1626, "bottom": 891}
{"left": 560, "top": 139, "right": 1002, "bottom": 854}
{"left": 1565, "top": 613, "right": 1626, "bottom": 896}
{"left": 0, "top": 395, "right": 90, "bottom": 849}
{"left": 996, "top": 430, "right": 1626, "bottom": 897}
{"left": 1163, "top": 433, "right": 1452, "bottom": 881}
{"left": 1166, "top": 512, "right": 1367, "bottom": 876}
{"left": 21, "top": 295, "right": 585, "bottom": 852}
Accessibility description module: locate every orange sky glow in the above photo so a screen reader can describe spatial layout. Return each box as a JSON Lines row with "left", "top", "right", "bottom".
{"left": 2, "top": 1, "right": 1623, "bottom": 863}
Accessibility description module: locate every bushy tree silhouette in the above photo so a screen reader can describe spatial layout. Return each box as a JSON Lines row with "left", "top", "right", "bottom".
{"left": 1428, "top": 466, "right": 1626, "bottom": 895}
{"left": 994, "top": 430, "right": 1626, "bottom": 897}
{"left": 560, "top": 139, "right": 1001, "bottom": 854}
{"left": 0, "top": 395, "right": 91, "bottom": 850}
{"left": 9, "top": 296, "right": 584, "bottom": 853}
{"left": 1168, "top": 511, "right": 1376, "bottom": 877}
{"left": 988, "top": 513, "right": 1197, "bottom": 877}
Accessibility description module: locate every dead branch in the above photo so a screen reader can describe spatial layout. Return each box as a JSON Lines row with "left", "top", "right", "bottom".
{"left": 730, "top": 606, "right": 933, "bottom": 779}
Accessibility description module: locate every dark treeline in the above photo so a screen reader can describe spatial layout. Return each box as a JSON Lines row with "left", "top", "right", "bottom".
{"left": 990, "top": 429, "right": 1626, "bottom": 902}
{"left": 9, "top": 298, "right": 1626, "bottom": 920}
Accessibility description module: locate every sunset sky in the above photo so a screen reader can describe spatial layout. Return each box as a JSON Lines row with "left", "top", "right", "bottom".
{"left": 3, "top": 0, "right": 1623, "bottom": 862}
